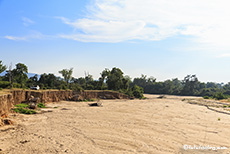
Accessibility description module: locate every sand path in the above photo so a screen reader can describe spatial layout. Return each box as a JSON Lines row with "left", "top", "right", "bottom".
{"left": 1, "top": 94, "right": 230, "bottom": 154}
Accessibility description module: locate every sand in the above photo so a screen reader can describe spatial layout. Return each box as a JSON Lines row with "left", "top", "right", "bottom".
{"left": 1, "top": 94, "right": 230, "bottom": 154}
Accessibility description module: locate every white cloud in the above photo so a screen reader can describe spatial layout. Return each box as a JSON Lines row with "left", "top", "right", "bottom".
{"left": 4, "top": 31, "right": 45, "bottom": 41}
{"left": 22, "top": 17, "right": 35, "bottom": 26}
{"left": 58, "top": 0, "right": 230, "bottom": 48}
{"left": 5, "top": 35, "right": 27, "bottom": 41}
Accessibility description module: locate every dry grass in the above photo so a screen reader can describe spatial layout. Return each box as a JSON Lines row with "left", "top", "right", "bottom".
{"left": 0, "top": 89, "right": 11, "bottom": 95}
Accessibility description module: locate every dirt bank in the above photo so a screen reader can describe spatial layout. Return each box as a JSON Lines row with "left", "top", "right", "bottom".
{"left": 1, "top": 94, "right": 230, "bottom": 154}
{"left": 0, "top": 90, "right": 129, "bottom": 116}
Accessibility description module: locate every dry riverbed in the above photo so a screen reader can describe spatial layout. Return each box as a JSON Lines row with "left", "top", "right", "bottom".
{"left": 1, "top": 94, "right": 230, "bottom": 154}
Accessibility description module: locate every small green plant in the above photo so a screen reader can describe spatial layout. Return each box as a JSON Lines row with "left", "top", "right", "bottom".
{"left": 53, "top": 106, "right": 58, "bottom": 109}
{"left": 0, "top": 88, "right": 2, "bottom": 90}
{"left": 37, "top": 103, "right": 46, "bottom": 108}
{"left": 13, "top": 103, "right": 36, "bottom": 114}
{"left": 13, "top": 107, "right": 36, "bottom": 114}
{"left": 223, "top": 105, "right": 227, "bottom": 108}
{"left": 218, "top": 118, "right": 221, "bottom": 121}
{"left": 15, "top": 103, "right": 29, "bottom": 108}
{"left": 203, "top": 96, "right": 209, "bottom": 99}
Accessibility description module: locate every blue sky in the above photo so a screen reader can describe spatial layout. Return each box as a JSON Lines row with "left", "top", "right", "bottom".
{"left": 1, "top": 0, "right": 230, "bottom": 83}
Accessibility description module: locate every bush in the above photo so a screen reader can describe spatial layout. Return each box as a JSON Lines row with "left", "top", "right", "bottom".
{"left": 15, "top": 103, "right": 29, "bottom": 108}
{"left": 213, "top": 92, "right": 227, "bottom": 100}
{"left": 203, "top": 96, "right": 209, "bottom": 99}
{"left": 13, "top": 107, "right": 36, "bottom": 114}
{"left": 37, "top": 103, "right": 46, "bottom": 108}
{"left": 13, "top": 103, "right": 36, "bottom": 114}
{"left": 0, "top": 81, "right": 10, "bottom": 88}
{"left": 132, "top": 85, "right": 144, "bottom": 99}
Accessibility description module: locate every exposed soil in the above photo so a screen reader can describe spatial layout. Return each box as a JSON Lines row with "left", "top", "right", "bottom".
{"left": 1, "top": 94, "right": 230, "bottom": 154}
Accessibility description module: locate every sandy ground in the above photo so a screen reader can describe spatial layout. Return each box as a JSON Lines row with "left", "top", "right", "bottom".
{"left": 1, "top": 94, "right": 230, "bottom": 154}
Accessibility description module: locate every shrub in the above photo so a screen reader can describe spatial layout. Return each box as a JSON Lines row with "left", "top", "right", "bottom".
{"left": 0, "top": 81, "right": 10, "bottom": 88}
{"left": 132, "top": 85, "right": 144, "bottom": 99}
{"left": 213, "top": 92, "right": 227, "bottom": 100}
{"left": 15, "top": 103, "right": 29, "bottom": 108}
{"left": 13, "top": 103, "right": 36, "bottom": 114}
{"left": 203, "top": 96, "right": 209, "bottom": 99}
{"left": 37, "top": 103, "right": 46, "bottom": 108}
{"left": 13, "top": 107, "right": 36, "bottom": 114}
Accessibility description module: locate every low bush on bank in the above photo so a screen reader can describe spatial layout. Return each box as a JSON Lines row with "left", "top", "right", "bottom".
{"left": 13, "top": 103, "right": 36, "bottom": 114}
{"left": 203, "top": 96, "right": 210, "bottom": 99}
{"left": 37, "top": 103, "right": 46, "bottom": 108}
{"left": 213, "top": 93, "right": 228, "bottom": 100}
{"left": 13, "top": 107, "right": 36, "bottom": 114}
{"left": 203, "top": 93, "right": 229, "bottom": 100}
{"left": 14, "top": 103, "right": 29, "bottom": 108}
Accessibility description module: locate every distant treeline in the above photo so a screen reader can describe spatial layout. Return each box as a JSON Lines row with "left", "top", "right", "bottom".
{"left": 0, "top": 61, "right": 144, "bottom": 98}
{"left": 132, "top": 74, "right": 229, "bottom": 99}
{"left": 0, "top": 61, "right": 229, "bottom": 99}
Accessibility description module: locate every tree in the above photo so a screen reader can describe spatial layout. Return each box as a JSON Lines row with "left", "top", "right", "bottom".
{"left": 99, "top": 68, "right": 110, "bottom": 89}
{"left": 181, "top": 75, "right": 199, "bottom": 96}
{"left": 59, "top": 68, "right": 73, "bottom": 86}
{"left": 13, "top": 63, "right": 28, "bottom": 88}
{"left": 107, "top": 67, "right": 124, "bottom": 90}
{"left": 38, "top": 73, "right": 59, "bottom": 89}
{"left": 0, "top": 61, "right": 6, "bottom": 74}
{"left": 26, "top": 74, "right": 38, "bottom": 88}
{"left": 132, "top": 85, "right": 144, "bottom": 98}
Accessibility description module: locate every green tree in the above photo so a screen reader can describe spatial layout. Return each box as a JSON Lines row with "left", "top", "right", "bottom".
{"left": 107, "top": 67, "right": 124, "bottom": 91}
{"left": 59, "top": 68, "right": 73, "bottom": 86}
{"left": 0, "top": 61, "right": 6, "bottom": 74}
{"left": 132, "top": 85, "right": 144, "bottom": 98}
{"left": 13, "top": 63, "right": 28, "bottom": 88}
{"left": 99, "top": 68, "right": 110, "bottom": 89}
{"left": 26, "top": 74, "right": 38, "bottom": 88}
{"left": 181, "top": 75, "right": 199, "bottom": 96}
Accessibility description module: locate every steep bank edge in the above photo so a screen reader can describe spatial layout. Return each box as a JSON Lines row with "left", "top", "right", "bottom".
{"left": 0, "top": 90, "right": 129, "bottom": 116}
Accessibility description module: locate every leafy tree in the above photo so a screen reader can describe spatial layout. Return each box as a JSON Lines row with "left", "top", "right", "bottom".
{"left": 59, "top": 68, "right": 73, "bottom": 86}
{"left": 13, "top": 63, "right": 28, "bottom": 88}
{"left": 38, "top": 73, "right": 59, "bottom": 89}
{"left": 181, "top": 75, "right": 199, "bottom": 96}
{"left": 0, "top": 61, "right": 6, "bottom": 74}
{"left": 99, "top": 68, "right": 110, "bottom": 89}
{"left": 73, "top": 77, "right": 86, "bottom": 89}
{"left": 132, "top": 85, "right": 144, "bottom": 98}
{"left": 26, "top": 74, "right": 38, "bottom": 88}
{"left": 107, "top": 67, "right": 124, "bottom": 90}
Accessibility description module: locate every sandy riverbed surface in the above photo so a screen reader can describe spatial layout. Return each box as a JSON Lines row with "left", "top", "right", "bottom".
{"left": 1, "top": 94, "right": 230, "bottom": 154}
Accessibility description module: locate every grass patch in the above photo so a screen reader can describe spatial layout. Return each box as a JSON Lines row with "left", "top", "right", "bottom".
{"left": 37, "top": 103, "right": 46, "bottom": 108}
{"left": 14, "top": 103, "right": 29, "bottom": 108}
{"left": 13, "top": 107, "right": 36, "bottom": 114}
{"left": 13, "top": 103, "right": 36, "bottom": 114}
